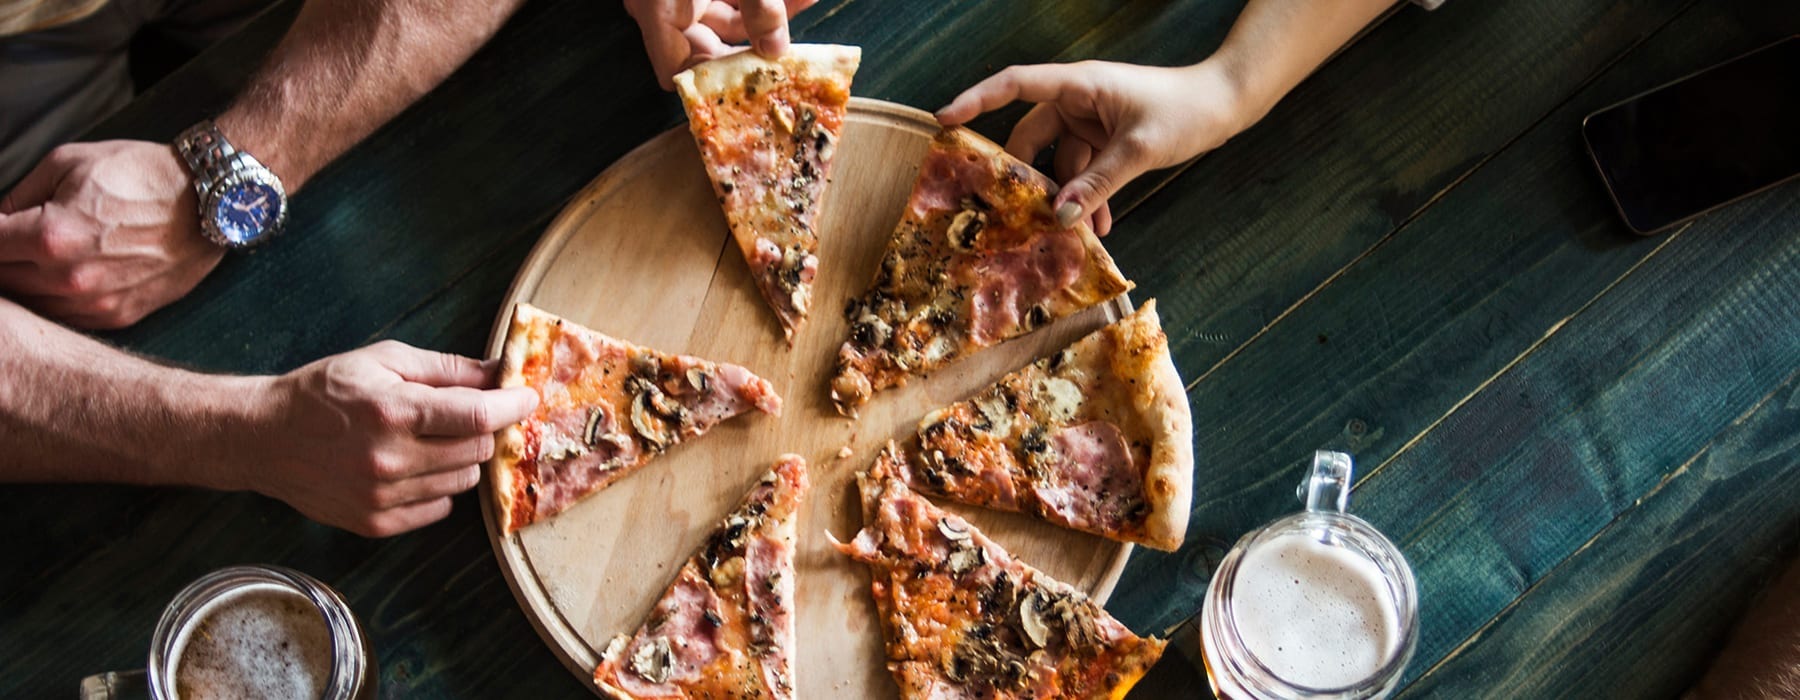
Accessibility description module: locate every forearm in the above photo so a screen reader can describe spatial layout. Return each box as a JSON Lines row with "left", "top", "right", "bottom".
{"left": 1202, "top": 0, "right": 1398, "bottom": 129}
{"left": 0, "top": 298, "right": 270, "bottom": 489}
{"left": 216, "top": 0, "right": 528, "bottom": 189}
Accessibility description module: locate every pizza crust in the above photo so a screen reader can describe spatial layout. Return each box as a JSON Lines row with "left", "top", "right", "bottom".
{"left": 673, "top": 44, "right": 862, "bottom": 102}
{"left": 489, "top": 302, "right": 554, "bottom": 534}
{"left": 1117, "top": 300, "right": 1193, "bottom": 552}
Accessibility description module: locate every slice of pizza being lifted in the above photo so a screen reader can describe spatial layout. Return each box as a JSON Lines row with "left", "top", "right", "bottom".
{"left": 490, "top": 303, "right": 782, "bottom": 533}
{"left": 904, "top": 300, "right": 1193, "bottom": 551}
{"left": 830, "top": 126, "right": 1132, "bottom": 416}
{"left": 594, "top": 455, "right": 809, "bottom": 699}
{"left": 674, "top": 44, "right": 862, "bottom": 343}
{"left": 835, "top": 443, "right": 1166, "bottom": 699}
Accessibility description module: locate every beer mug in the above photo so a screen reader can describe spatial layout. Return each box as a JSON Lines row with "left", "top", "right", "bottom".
{"left": 1201, "top": 451, "right": 1419, "bottom": 700}
{"left": 80, "top": 565, "right": 375, "bottom": 700}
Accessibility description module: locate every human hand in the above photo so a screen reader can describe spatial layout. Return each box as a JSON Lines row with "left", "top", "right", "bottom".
{"left": 239, "top": 341, "right": 539, "bottom": 537}
{"left": 0, "top": 140, "right": 219, "bottom": 329}
{"left": 623, "top": 0, "right": 818, "bottom": 89}
{"left": 936, "top": 60, "right": 1253, "bottom": 236}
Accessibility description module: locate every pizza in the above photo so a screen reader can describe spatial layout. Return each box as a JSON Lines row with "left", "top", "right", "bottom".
{"left": 830, "top": 126, "right": 1132, "bottom": 416}
{"left": 903, "top": 300, "right": 1192, "bottom": 551}
{"left": 835, "top": 443, "right": 1167, "bottom": 699}
{"left": 594, "top": 455, "right": 809, "bottom": 699}
{"left": 674, "top": 44, "right": 862, "bottom": 343}
{"left": 490, "top": 303, "right": 782, "bottom": 533}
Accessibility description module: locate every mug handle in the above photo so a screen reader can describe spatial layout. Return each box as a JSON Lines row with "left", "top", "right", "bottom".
{"left": 79, "top": 670, "right": 148, "bottom": 700}
{"left": 1299, "top": 450, "right": 1354, "bottom": 514}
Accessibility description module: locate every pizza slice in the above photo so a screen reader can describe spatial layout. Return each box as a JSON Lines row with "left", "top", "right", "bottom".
{"left": 904, "top": 300, "right": 1192, "bottom": 551}
{"left": 674, "top": 44, "right": 862, "bottom": 343}
{"left": 490, "top": 303, "right": 782, "bottom": 533}
{"left": 835, "top": 443, "right": 1166, "bottom": 699}
{"left": 830, "top": 126, "right": 1132, "bottom": 416}
{"left": 594, "top": 455, "right": 809, "bottom": 699}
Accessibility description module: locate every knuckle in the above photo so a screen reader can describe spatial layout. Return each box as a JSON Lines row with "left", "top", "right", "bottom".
{"left": 370, "top": 398, "right": 412, "bottom": 431}
{"left": 365, "top": 450, "right": 407, "bottom": 480}
{"left": 462, "top": 400, "right": 493, "bottom": 433}
{"left": 471, "top": 434, "right": 497, "bottom": 464}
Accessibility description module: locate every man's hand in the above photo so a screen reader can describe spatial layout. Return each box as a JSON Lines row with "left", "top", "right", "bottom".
{"left": 0, "top": 141, "right": 219, "bottom": 329}
{"left": 936, "top": 61, "right": 1253, "bottom": 237}
{"left": 624, "top": 0, "right": 818, "bottom": 89}
{"left": 238, "top": 340, "right": 539, "bottom": 538}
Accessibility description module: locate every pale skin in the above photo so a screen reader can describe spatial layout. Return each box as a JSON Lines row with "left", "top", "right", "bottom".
{"left": 0, "top": 0, "right": 806, "bottom": 536}
{"left": 937, "top": 0, "right": 1399, "bottom": 236}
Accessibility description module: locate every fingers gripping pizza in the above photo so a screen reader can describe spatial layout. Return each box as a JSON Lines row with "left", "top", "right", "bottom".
{"left": 674, "top": 45, "right": 862, "bottom": 343}
{"left": 490, "top": 304, "right": 782, "bottom": 533}
{"left": 836, "top": 443, "right": 1166, "bottom": 699}
{"left": 906, "top": 300, "right": 1193, "bottom": 551}
{"left": 594, "top": 456, "right": 809, "bottom": 699}
{"left": 830, "top": 126, "right": 1132, "bottom": 416}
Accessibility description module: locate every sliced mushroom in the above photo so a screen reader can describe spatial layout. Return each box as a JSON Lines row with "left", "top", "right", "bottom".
{"left": 648, "top": 389, "right": 687, "bottom": 422}
{"left": 631, "top": 393, "right": 676, "bottom": 449}
{"left": 1019, "top": 595, "right": 1050, "bottom": 649}
{"left": 947, "top": 545, "right": 984, "bottom": 577}
{"left": 629, "top": 352, "right": 659, "bottom": 378}
{"left": 630, "top": 637, "right": 675, "bottom": 684}
{"left": 938, "top": 517, "right": 971, "bottom": 542}
{"left": 770, "top": 101, "right": 795, "bottom": 133}
{"left": 946, "top": 209, "right": 986, "bottom": 252}
{"left": 974, "top": 394, "right": 1013, "bottom": 436}
{"left": 583, "top": 406, "right": 607, "bottom": 446}
{"left": 686, "top": 367, "right": 711, "bottom": 393}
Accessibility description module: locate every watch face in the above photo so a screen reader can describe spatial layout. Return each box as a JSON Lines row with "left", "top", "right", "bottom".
{"left": 211, "top": 180, "right": 284, "bottom": 246}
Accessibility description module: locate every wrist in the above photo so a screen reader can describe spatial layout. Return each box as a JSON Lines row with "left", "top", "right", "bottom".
{"left": 166, "top": 373, "right": 283, "bottom": 492}
{"left": 1185, "top": 56, "right": 1275, "bottom": 138}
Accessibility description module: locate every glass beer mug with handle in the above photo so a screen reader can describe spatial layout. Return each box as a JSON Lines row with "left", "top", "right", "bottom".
{"left": 1201, "top": 451, "right": 1419, "bottom": 700}
{"left": 79, "top": 565, "right": 374, "bottom": 700}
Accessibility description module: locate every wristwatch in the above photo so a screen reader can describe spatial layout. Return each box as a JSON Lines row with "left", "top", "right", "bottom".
{"left": 174, "top": 120, "right": 288, "bottom": 249}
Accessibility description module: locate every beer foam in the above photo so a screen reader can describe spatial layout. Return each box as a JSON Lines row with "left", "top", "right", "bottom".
{"left": 1229, "top": 534, "right": 1401, "bottom": 689}
{"left": 171, "top": 583, "right": 334, "bottom": 700}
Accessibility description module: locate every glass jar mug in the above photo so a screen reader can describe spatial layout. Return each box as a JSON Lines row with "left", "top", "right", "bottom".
{"left": 1201, "top": 451, "right": 1420, "bottom": 700}
{"left": 81, "top": 565, "right": 375, "bottom": 700}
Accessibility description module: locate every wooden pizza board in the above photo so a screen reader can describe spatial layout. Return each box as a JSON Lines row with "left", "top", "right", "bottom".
{"left": 480, "top": 98, "right": 1133, "bottom": 698}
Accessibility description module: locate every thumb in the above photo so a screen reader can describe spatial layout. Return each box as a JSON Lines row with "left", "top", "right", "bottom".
{"left": 1053, "top": 140, "right": 1148, "bottom": 230}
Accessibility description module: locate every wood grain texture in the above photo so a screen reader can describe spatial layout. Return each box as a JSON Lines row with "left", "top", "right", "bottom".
{"left": 481, "top": 101, "right": 1132, "bottom": 697}
{"left": 1109, "top": 0, "right": 1797, "bottom": 635}
{"left": 5, "top": 0, "right": 1798, "bottom": 697}
{"left": 1396, "top": 373, "right": 1800, "bottom": 697}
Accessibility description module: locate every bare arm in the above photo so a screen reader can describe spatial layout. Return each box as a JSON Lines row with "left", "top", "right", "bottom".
{"left": 0, "top": 296, "right": 263, "bottom": 487}
{"left": 219, "top": 0, "right": 528, "bottom": 189}
{"left": 0, "top": 0, "right": 528, "bottom": 328}
{"left": 938, "top": 0, "right": 1398, "bottom": 234}
{"left": 0, "top": 297, "right": 538, "bottom": 536}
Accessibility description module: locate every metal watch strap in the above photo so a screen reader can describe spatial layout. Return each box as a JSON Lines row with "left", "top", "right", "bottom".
{"left": 175, "top": 120, "right": 242, "bottom": 198}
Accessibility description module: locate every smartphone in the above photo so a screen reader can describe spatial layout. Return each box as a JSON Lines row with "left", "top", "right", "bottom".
{"left": 1582, "top": 35, "right": 1800, "bottom": 235}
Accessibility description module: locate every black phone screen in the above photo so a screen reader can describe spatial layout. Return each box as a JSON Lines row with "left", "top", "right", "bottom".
{"left": 1582, "top": 36, "right": 1800, "bottom": 234}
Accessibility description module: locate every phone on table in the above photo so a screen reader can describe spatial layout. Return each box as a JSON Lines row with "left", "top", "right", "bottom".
{"left": 1582, "top": 35, "right": 1800, "bottom": 235}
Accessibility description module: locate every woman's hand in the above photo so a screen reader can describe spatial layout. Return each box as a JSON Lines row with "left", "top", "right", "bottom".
{"left": 937, "top": 60, "right": 1255, "bottom": 236}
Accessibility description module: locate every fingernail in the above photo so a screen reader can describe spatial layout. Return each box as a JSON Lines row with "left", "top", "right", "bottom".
{"left": 1055, "top": 201, "right": 1082, "bottom": 229}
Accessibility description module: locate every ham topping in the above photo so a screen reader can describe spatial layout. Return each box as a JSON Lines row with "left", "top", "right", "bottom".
{"left": 745, "top": 535, "right": 795, "bottom": 697}
{"left": 613, "top": 568, "right": 725, "bottom": 696}
{"left": 1029, "top": 421, "right": 1144, "bottom": 532}
{"left": 966, "top": 229, "right": 1085, "bottom": 345}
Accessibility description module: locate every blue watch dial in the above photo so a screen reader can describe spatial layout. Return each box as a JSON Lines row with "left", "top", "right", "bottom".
{"left": 212, "top": 180, "right": 283, "bottom": 246}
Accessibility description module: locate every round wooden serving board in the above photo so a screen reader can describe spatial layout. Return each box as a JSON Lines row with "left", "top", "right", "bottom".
{"left": 481, "top": 98, "right": 1132, "bottom": 698}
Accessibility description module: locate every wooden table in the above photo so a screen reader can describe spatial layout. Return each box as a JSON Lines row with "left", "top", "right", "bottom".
{"left": 5, "top": 0, "right": 1798, "bottom": 696}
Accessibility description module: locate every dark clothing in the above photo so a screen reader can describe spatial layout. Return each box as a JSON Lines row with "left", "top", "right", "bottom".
{"left": 0, "top": 0, "right": 267, "bottom": 189}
